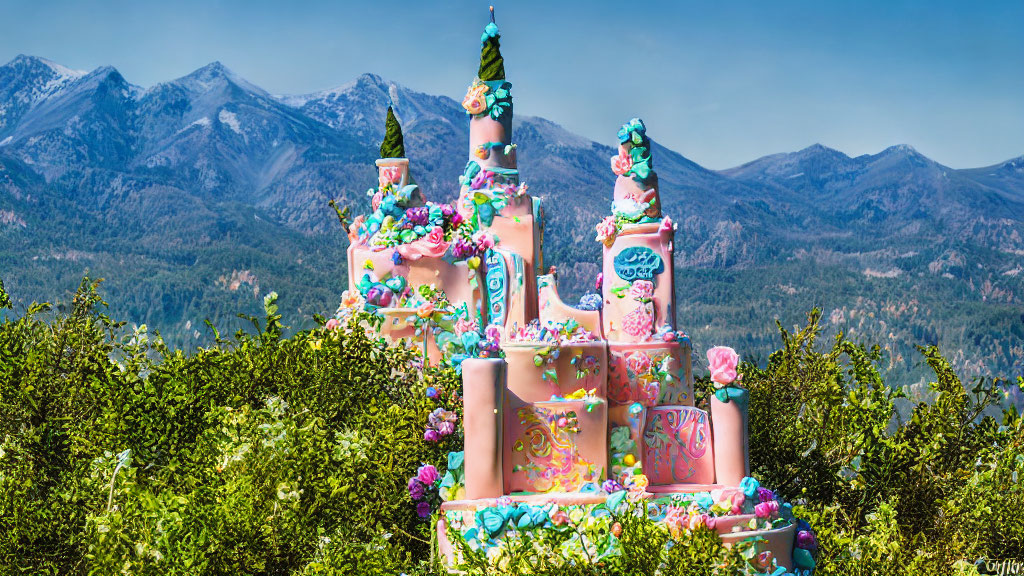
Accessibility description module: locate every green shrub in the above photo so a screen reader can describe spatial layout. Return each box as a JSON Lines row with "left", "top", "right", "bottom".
{"left": 744, "top": 309, "right": 1022, "bottom": 576}
{"left": 0, "top": 278, "right": 458, "bottom": 574}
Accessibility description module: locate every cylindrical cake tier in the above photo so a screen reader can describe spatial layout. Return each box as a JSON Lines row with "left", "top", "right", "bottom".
{"left": 467, "top": 80, "right": 514, "bottom": 171}
{"left": 375, "top": 157, "right": 415, "bottom": 189}
{"left": 601, "top": 221, "right": 676, "bottom": 342}
{"left": 462, "top": 358, "right": 506, "bottom": 500}
{"left": 710, "top": 388, "right": 750, "bottom": 486}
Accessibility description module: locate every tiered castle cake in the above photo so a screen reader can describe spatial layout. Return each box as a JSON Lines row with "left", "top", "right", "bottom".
{"left": 337, "top": 9, "right": 816, "bottom": 574}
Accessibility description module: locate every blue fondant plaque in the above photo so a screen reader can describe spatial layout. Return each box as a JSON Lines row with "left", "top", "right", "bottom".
{"left": 613, "top": 246, "right": 664, "bottom": 282}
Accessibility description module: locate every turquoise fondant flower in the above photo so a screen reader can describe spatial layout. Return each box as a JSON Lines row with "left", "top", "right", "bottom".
{"left": 740, "top": 476, "right": 760, "bottom": 498}
{"left": 694, "top": 492, "right": 715, "bottom": 510}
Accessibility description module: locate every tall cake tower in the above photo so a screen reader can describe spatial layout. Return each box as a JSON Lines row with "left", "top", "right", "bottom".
{"left": 456, "top": 7, "right": 543, "bottom": 332}
{"left": 335, "top": 10, "right": 817, "bottom": 575}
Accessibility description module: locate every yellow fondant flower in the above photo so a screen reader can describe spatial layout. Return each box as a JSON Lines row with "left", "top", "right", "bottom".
{"left": 462, "top": 83, "right": 489, "bottom": 115}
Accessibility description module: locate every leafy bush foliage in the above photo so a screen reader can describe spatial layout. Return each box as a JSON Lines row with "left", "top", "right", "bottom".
{"left": 0, "top": 278, "right": 459, "bottom": 575}
{"left": 743, "top": 309, "right": 1023, "bottom": 576}
{"left": 0, "top": 281, "right": 1020, "bottom": 575}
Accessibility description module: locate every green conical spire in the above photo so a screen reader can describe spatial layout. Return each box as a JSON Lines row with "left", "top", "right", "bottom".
{"left": 379, "top": 105, "right": 405, "bottom": 159}
{"left": 477, "top": 7, "right": 505, "bottom": 81}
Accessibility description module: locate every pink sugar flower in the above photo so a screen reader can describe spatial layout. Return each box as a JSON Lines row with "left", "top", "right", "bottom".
{"left": 707, "top": 346, "right": 740, "bottom": 386}
{"left": 416, "top": 464, "right": 439, "bottom": 485}
{"left": 611, "top": 146, "right": 634, "bottom": 176}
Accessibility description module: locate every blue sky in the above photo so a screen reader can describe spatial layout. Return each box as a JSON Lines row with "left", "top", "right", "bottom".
{"left": 1, "top": 0, "right": 1021, "bottom": 169}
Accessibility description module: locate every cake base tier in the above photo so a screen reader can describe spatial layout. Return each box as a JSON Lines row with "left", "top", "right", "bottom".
{"left": 437, "top": 485, "right": 800, "bottom": 572}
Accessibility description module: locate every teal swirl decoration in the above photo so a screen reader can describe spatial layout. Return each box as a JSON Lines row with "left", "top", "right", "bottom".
{"left": 485, "top": 249, "right": 507, "bottom": 326}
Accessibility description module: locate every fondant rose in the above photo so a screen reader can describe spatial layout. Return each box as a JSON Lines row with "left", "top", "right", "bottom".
{"left": 370, "top": 189, "right": 383, "bottom": 212}
{"left": 416, "top": 501, "right": 431, "bottom": 518}
{"left": 707, "top": 346, "right": 740, "bottom": 386}
{"left": 611, "top": 146, "right": 633, "bottom": 176}
{"left": 595, "top": 216, "right": 618, "bottom": 247}
{"left": 407, "top": 477, "right": 425, "bottom": 500}
{"left": 625, "top": 351, "right": 653, "bottom": 376}
{"left": 378, "top": 166, "right": 401, "bottom": 188}
{"left": 416, "top": 464, "right": 439, "bottom": 485}
{"left": 416, "top": 301, "right": 435, "bottom": 319}
{"left": 455, "top": 317, "right": 479, "bottom": 335}
{"left": 629, "top": 280, "right": 655, "bottom": 301}
{"left": 664, "top": 506, "right": 686, "bottom": 537}
{"left": 324, "top": 318, "right": 340, "bottom": 330}
{"left": 462, "top": 83, "right": 489, "bottom": 115}
{"left": 730, "top": 493, "right": 745, "bottom": 515}
{"left": 472, "top": 230, "right": 496, "bottom": 250}
{"left": 396, "top": 226, "right": 449, "bottom": 261}
{"left": 688, "top": 513, "right": 716, "bottom": 530}
{"left": 365, "top": 285, "right": 394, "bottom": 308}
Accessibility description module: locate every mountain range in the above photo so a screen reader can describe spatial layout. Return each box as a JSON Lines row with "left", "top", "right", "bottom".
{"left": 1, "top": 55, "right": 1022, "bottom": 387}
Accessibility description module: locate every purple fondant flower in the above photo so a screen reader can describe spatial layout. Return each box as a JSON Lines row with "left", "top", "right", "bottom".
{"left": 757, "top": 486, "right": 775, "bottom": 503}
{"left": 437, "top": 421, "right": 456, "bottom": 436}
{"left": 416, "top": 501, "right": 432, "bottom": 518}
{"left": 470, "top": 170, "right": 494, "bottom": 190}
{"left": 451, "top": 238, "right": 476, "bottom": 259}
{"left": 406, "top": 207, "right": 430, "bottom": 227}
{"left": 602, "top": 479, "right": 624, "bottom": 493}
{"left": 424, "top": 429, "right": 441, "bottom": 442}
{"left": 796, "top": 529, "right": 817, "bottom": 550}
{"left": 407, "top": 477, "right": 425, "bottom": 500}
